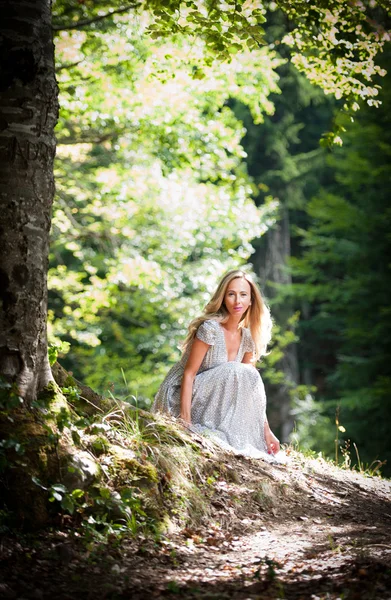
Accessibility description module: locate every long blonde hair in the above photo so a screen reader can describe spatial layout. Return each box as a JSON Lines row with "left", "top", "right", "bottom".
{"left": 183, "top": 270, "right": 272, "bottom": 360}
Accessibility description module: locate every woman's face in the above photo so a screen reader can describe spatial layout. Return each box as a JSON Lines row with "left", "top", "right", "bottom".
{"left": 223, "top": 277, "right": 252, "bottom": 318}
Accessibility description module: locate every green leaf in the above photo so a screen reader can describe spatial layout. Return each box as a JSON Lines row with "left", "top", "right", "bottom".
{"left": 61, "top": 494, "right": 75, "bottom": 515}
{"left": 71, "top": 489, "right": 85, "bottom": 499}
{"left": 99, "top": 487, "right": 111, "bottom": 500}
{"left": 51, "top": 484, "right": 67, "bottom": 493}
{"left": 31, "top": 476, "right": 47, "bottom": 491}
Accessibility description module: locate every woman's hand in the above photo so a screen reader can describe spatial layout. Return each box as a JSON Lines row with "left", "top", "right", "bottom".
{"left": 265, "top": 429, "right": 280, "bottom": 455}
{"left": 179, "top": 414, "right": 191, "bottom": 427}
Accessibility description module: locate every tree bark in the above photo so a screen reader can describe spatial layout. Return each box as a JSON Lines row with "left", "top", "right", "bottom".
{"left": 254, "top": 205, "right": 298, "bottom": 442}
{"left": 0, "top": 0, "right": 58, "bottom": 402}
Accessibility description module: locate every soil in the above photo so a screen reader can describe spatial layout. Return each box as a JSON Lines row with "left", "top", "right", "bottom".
{"left": 1, "top": 450, "right": 390, "bottom": 600}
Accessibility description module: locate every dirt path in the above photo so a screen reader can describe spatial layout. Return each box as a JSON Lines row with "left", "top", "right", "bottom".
{"left": 1, "top": 452, "right": 391, "bottom": 599}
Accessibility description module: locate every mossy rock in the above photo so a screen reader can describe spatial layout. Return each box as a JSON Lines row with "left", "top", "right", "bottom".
{"left": 107, "top": 444, "right": 159, "bottom": 486}
{"left": 62, "top": 449, "right": 102, "bottom": 491}
{"left": 98, "top": 446, "right": 163, "bottom": 519}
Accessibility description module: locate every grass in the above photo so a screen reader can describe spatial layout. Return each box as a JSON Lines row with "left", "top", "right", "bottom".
{"left": 288, "top": 430, "right": 387, "bottom": 479}
{"left": 75, "top": 382, "right": 223, "bottom": 536}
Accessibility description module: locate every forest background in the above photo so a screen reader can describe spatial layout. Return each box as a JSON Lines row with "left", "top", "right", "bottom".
{"left": 48, "top": 0, "right": 391, "bottom": 475}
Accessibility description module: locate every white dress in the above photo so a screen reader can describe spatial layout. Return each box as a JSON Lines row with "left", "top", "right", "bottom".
{"left": 152, "top": 320, "right": 275, "bottom": 461}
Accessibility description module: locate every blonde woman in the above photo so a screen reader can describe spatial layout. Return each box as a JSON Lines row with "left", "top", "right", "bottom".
{"left": 152, "top": 270, "right": 281, "bottom": 460}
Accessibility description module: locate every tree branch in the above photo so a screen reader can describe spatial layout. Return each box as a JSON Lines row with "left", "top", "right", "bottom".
{"left": 52, "top": 3, "right": 141, "bottom": 32}
{"left": 56, "top": 60, "right": 85, "bottom": 73}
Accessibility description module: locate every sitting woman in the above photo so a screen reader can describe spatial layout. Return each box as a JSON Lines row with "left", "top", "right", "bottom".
{"left": 152, "top": 269, "right": 281, "bottom": 461}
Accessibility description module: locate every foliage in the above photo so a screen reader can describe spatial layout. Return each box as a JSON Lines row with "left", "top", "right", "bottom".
{"left": 50, "top": 6, "right": 281, "bottom": 403}
{"left": 286, "top": 53, "right": 391, "bottom": 473}
{"left": 52, "top": 0, "right": 390, "bottom": 117}
{"left": 280, "top": 2, "right": 389, "bottom": 102}
{"left": 289, "top": 390, "right": 335, "bottom": 457}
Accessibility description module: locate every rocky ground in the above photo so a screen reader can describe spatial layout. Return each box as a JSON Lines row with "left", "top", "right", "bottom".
{"left": 1, "top": 449, "right": 391, "bottom": 600}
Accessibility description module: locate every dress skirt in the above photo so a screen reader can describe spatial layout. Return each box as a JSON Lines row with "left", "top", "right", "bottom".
{"left": 152, "top": 320, "right": 275, "bottom": 460}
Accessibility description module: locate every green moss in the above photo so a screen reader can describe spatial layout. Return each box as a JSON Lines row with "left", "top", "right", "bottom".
{"left": 37, "top": 382, "right": 69, "bottom": 415}
{"left": 38, "top": 448, "right": 49, "bottom": 469}
{"left": 89, "top": 435, "right": 110, "bottom": 456}
{"left": 155, "top": 514, "right": 178, "bottom": 534}
{"left": 64, "top": 375, "right": 77, "bottom": 387}
{"left": 108, "top": 445, "right": 159, "bottom": 485}
{"left": 99, "top": 397, "right": 116, "bottom": 412}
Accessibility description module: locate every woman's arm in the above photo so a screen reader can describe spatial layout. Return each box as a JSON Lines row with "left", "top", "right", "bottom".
{"left": 179, "top": 338, "right": 210, "bottom": 424}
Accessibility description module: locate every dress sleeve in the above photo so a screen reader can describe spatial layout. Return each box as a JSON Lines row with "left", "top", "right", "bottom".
{"left": 196, "top": 320, "right": 217, "bottom": 346}
{"left": 243, "top": 328, "right": 256, "bottom": 355}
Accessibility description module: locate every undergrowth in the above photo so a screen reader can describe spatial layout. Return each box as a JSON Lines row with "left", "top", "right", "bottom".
{"left": 1, "top": 367, "right": 387, "bottom": 551}
{"left": 30, "top": 383, "right": 228, "bottom": 547}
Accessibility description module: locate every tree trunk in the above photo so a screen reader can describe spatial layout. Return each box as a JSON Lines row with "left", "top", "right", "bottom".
{"left": 254, "top": 205, "right": 298, "bottom": 442}
{"left": 0, "top": 0, "right": 58, "bottom": 402}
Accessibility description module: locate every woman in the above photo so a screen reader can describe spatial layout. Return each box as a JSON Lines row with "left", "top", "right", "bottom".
{"left": 152, "top": 269, "right": 281, "bottom": 461}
